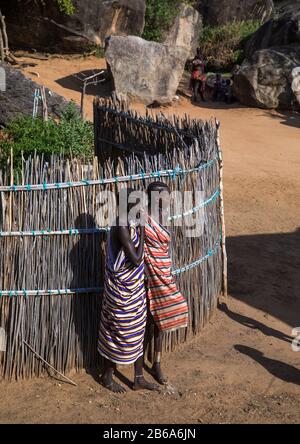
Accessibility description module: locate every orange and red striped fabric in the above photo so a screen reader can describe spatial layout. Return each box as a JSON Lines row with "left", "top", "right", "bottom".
{"left": 145, "top": 216, "right": 189, "bottom": 332}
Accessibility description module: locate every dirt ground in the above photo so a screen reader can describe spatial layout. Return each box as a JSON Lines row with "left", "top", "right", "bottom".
{"left": 0, "top": 56, "right": 299, "bottom": 424}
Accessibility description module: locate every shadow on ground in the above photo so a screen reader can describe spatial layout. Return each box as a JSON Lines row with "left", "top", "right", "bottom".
{"left": 56, "top": 69, "right": 113, "bottom": 98}
{"left": 235, "top": 345, "right": 300, "bottom": 386}
{"left": 227, "top": 228, "right": 300, "bottom": 328}
{"left": 266, "top": 110, "right": 300, "bottom": 130}
{"left": 219, "top": 303, "right": 293, "bottom": 344}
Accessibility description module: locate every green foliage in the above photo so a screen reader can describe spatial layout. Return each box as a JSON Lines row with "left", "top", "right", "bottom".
{"left": 199, "top": 20, "right": 261, "bottom": 71}
{"left": 142, "top": 0, "right": 181, "bottom": 42}
{"left": 56, "top": 0, "right": 75, "bottom": 15}
{"left": 92, "top": 45, "right": 106, "bottom": 59}
{"left": 0, "top": 102, "right": 94, "bottom": 172}
{"left": 30, "top": 0, "right": 75, "bottom": 15}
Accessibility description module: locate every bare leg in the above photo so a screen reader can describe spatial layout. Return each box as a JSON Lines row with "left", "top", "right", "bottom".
{"left": 133, "top": 356, "right": 159, "bottom": 391}
{"left": 151, "top": 324, "right": 168, "bottom": 385}
{"left": 101, "top": 359, "right": 126, "bottom": 393}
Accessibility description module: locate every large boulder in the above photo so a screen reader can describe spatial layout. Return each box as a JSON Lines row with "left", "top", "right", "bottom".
{"left": 0, "top": 65, "right": 72, "bottom": 126}
{"left": 163, "top": 4, "right": 203, "bottom": 57}
{"left": 196, "top": 0, "right": 274, "bottom": 26}
{"left": 2, "top": 0, "right": 146, "bottom": 53}
{"left": 233, "top": 45, "right": 300, "bottom": 110}
{"left": 245, "top": 4, "right": 300, "bottom": 58}
{"left": 105, "top": 36, "right": 188, "bottom": 105}
{"left": 292, "top": 67, "right": 300, "bottom": 106}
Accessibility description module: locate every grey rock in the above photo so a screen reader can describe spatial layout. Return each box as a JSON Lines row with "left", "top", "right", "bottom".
{"left": 196, "top": 0, "right": 274, "bottom": 26}
{"left": 105, "top": 35, "right": 188, "bottom": 105}
{"left": 0, "top": 65, "right": 72, "bottom": 126}
{"left": 233, "top": 45, "right": 300, "bottom": 109}
{"left": 291, "top": 66, "right": 300, "bottom": 106}
{"left": 163, "top": 4, "right": 203, "bottom": 57}
{"left": 2, "top": 0, "right": 146, "bottom": 53}
{"left": 245, "top": 4, "right": 300, "bottom": 58}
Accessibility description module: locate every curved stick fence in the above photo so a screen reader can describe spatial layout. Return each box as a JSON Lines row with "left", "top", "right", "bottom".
{"left": 0, "top": 99, "right": 225, "bottom": 380}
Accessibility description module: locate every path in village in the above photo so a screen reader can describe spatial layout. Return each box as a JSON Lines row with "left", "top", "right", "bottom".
{"left": 0, "top": 56, "right": 299, "bottom": 424}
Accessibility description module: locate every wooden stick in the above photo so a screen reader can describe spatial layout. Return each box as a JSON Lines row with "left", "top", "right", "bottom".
{"left": 40, "top": 86, "right": 48, "bottom": 121}
{"left": 216, "top": 120, "right": 228, "bottom": 296}
{"left": 0, "top": 11, "right": 8, "bottom": 58}
{"left": 23, "top": 340, "right": 77, "bottom": 386}
{"left": 0, "top": 24, "right": 4, "bottom": 63}
{"left": 80, "top": 82, "right": 86, "bottom": 120}
{"left": 9, "top": 148, "right": 13, "bottom": 231}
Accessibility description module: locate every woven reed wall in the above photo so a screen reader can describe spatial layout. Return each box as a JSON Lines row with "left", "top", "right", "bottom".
{"left": 0, "top": 99, "right": 223, "bottom": 380}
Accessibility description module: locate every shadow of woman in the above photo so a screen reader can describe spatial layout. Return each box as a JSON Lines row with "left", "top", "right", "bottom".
{"left": 69, "top": 213, "right": 106, "bottom": 381}
{"left": 235, "top": 345, "right": 300, "bottom": 386}
{"left": 219, "top": 303, "right": 292, "bottom": 344}
{"left": 227, "top": 228, "right": 300, "bottom": 328}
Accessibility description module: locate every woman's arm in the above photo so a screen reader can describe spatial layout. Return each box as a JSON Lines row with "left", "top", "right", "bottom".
{"left": 117, "top": 225, "right": 145, "bottom": 267}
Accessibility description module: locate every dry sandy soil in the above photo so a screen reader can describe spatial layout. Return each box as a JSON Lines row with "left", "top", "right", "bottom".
{"left": 0, "top": 56, "right": 299, "bottom": 424}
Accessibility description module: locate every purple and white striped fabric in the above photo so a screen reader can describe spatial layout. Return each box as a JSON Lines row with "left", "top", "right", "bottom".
{"left": 98, "top": 222, "right": 146, "bottom": 365}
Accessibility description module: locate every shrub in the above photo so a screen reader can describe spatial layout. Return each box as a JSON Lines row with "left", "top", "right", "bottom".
{"left": 0, "top": 102, "right": 94, "bottom": 172}
{"left": 56, "top": 0, "right": 75, "bottom": 15}
{"left": 29, "top": 1, "right": 75, "bottom": 15}
{"left": 143, "top": 0, "right": 198, "bottom": 42}
{"left": 199, "top": 20, "right": 261, "bottom": 71}
{"left": 142, "top": 0, "right": 181, "bottom": 42}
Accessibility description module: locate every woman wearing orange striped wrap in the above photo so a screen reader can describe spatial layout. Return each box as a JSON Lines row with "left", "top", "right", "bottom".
{"left": 145, "top": 182, "right": 189, "bottom": 384}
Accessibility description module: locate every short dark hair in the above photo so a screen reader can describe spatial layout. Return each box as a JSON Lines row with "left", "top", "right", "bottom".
{"left": 147, "top": 181, "right": 170, "bottom": 197}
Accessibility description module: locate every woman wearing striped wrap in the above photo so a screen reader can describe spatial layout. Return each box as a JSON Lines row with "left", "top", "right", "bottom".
{"left": 145, "top": 182, "right": 189, "bottom": 384}
{"left": 98, "top": 193, "right": 158, "bottom": 393}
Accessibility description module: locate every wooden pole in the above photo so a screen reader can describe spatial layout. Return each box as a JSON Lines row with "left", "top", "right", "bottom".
{"left": 0, "top": 22, "right": 4, "bottom": 63}
{"left": 0, "top": 11, "right": 5, "bottom": 63}
{"left": 216, "top": 120, "right": 228, "bottom": 297}
{"left": 40, "top": 86, "right": 48, "bottom": 121}
{"left": 0, "top": 11, "right": 8, "bottom": 62}
{"left": 80, "top": 81, "right": 86, "bottom": 120}
{"left": 9, "top": 147, "right": 13, "bottom": 231}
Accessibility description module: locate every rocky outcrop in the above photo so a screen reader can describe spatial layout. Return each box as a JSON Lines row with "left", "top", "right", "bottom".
{"left": 245, "top": 4, "right": 300, "bottom": 58}
{"left": 0, "top": 65, "right": 72, "bottom": 126}
{"left": 292, "top": 66, "right": 300, "bottom": 106}
{"left": 196, "top": 0, "right": 274, "bottom": 26}
{"left": 1, "top": 0, "right": 146, "bottom": 53}
{"left": 233, "top": 45, "right": 300, "bottom": 110}
{"left": 163, "top": 4, "right": 202, "bottom": 57}
{"left": 105, "top": 36, "right": 188, "bottom": 105}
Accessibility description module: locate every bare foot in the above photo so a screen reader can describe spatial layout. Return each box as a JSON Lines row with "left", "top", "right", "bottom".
{"left": 151, "top": 363, "right": 168, "bottom": 385}
{"left": 133, "top": 376, "right": 159, "bottom": 391}
{"left": 102, "top": 375, "right": 126, "bottom": 393}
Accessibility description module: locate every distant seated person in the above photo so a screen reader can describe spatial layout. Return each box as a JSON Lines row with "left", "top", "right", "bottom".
{"left": 190, "top": 65, "right": 206, "bottom": 103}
{"left": 224, "top": 78, "right": 233, "bottom": 104}
{"left": 212, "top": 73, "right": 224, "bottom": 102}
